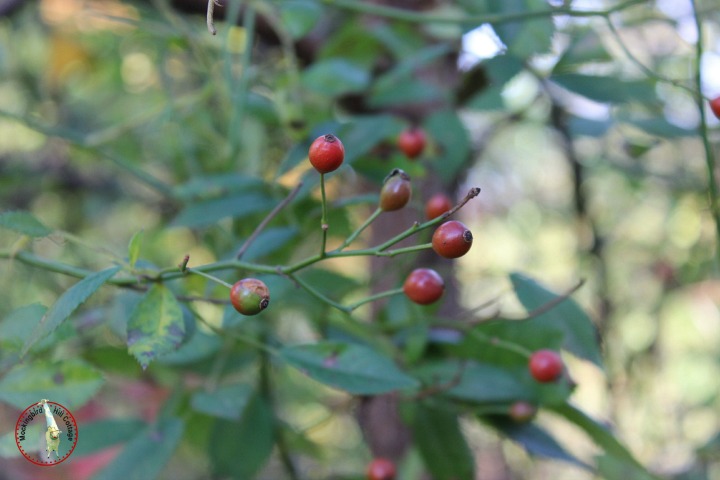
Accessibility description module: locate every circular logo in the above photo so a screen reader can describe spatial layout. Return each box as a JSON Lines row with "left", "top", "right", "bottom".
{"left": 15, "top": 400, "right": 78, "bottom": 466}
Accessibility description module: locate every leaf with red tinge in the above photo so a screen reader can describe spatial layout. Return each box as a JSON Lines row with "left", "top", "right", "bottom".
{"left": 127, "top": 284, "right": 185, "bottom": 370}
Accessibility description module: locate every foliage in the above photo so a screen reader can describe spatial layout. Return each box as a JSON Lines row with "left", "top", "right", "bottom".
{"left": 0, "top": 0, "right": 719, "bottom": 479}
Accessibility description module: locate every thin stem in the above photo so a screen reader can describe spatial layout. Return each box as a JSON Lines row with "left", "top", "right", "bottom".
{"left": 321, "top": 0, "right": 645, "bottom": 25}
{"left": 605, "top": 18, "right": 699, "bottom": 97}
{"left": 288, "top": 273, "right": 350, "bottom": 313}
{"left": 466, "top": 328, "right": 532, "bottom": 358}
{"left": 346, "top": 287, "right": 404, "bottom": 311}
{"left": 335, "top": 207, "right": 382, "bottom": 251}
{"left": 226, "top": 1, "right": 256, "bottom": 162}
{"left": 195, "top": 314, "right": 276, "bottom": 354}
{"left": 319, "top": 173, "right": 329, "bottom": 256}
{"left": 185, "top": 268, "right": 234, "bottom": 289}
{"left": 691, "top": 0, "right": 720, "bottom": 268}
{"left": 236, "top": 182, "right": 303, "bottom": 259}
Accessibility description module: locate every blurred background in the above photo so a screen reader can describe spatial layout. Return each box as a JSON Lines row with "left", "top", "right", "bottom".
{"left": 1, "top": 0, "right": 720, "bottom": 479}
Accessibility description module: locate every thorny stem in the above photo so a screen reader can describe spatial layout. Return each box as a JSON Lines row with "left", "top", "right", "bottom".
{"left": 690, "top": 0, "right": 720, "bottom": 268}
{"left": 236, "top": 182, "right": 303, "bottom": 259}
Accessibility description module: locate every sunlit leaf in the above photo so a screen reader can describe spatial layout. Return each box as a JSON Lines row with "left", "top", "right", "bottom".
{"left": 127, "top": 284, "right": 185, "bottom": 370}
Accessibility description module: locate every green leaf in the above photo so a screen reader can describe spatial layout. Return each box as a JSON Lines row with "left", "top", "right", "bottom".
{"left": 485, "top": 416, "right": 591, "bottom": 469}
{"left": 127, "top": 284, "right": 186, "bottom": 370}
{"left": 0, "top": 210, "right": 52, "bottom": 237}
{"left": 302, "top": 59, "right": 371, "bottom": 96}
{"left": 91, "top": 417, "right": 184, "bottom": 480}
{"left": 551, "top": 73, "right": 657, "bottom": 104}
{"left": 73, "top": 418, "right": 147, "bottom": 457}
{"left": 0, "top": 303, "right": 47, "bottom": 350}
{"left": 280, "top": 341, "right": 420, "bottom": 394}
{"left": 191, "top": 383, "right": 253, "bottom": 420}
{"left": 408, "top": 403, "right": 475, "bottom": 480}
{"left": 0, "top": 359, "right": 104, "bottom": 409}
{"left": 22, "top": 266, "right": 121, "bottom": 356}
{"left": 127, "top": 230, "right": 143, "bottom": 269}
{"left": 413, "top": 360, "right": 532, "bottom": 403}
{"left": 156, "top": 330, "right": 221, "bottom": 365}
{"left": 425, "top": 110, "right": 471, "bottom": 183}
{"left": 171, "top": 192, "right": 276, "bottom": 228}
{"left": 173, "top": 174, "right": 266, "bottom": 201}
{"left": 278, "top": 0, "right": 322, "bottom": 39}
{"left": 487, "top": 0, "right": 553, "bottom": 57}
{"left": 209, "top": 394, "right": 274, "bottom": 479}
{"left": 338, "top": 115, "right": 404, "bottom": 164}
{"left": 625, "top": 118, "right": 695, "bottom": 138}
{"left": 510, "top": 273, "right": 602, "bottom": 366}
{"left": 237, "top": 226, "right": 300, "bottom": 261}
{"left": 551, "top": 403, "right": 658, "bottom": 479}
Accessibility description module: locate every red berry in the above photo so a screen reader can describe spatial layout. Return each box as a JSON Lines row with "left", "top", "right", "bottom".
{"left": 230, "top": 278, "right": 270, "bottom": 315}
{"left": 397, "top": 127, "right": 426, "bottom": 159}
{"left": 425, "top": 193, "right": 453, "bottom": 220}
{"left": 308, "top": 134, "right": 345, "bottom": 174}
{"left": 431, "top": 220, "right": 473, "bottom": 259}
{"left": 710, "top": 96, "right": 720, "bottom": 119}
{"left": 403, "top": 268, "right": 444, "bottom": 305}
{"left": 528, "top": 349, "right": 563, "bottom": 383}
{"left": 367, "top": 458, "right": 396, "bottom": 480}
{"left": 508, "top": 401, "right": 537, "bottom": 423}
{"left": 379, "top": 169, "right": 412, "bottom": 211}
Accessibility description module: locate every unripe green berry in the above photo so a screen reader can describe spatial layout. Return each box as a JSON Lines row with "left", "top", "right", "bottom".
{"left": 230, "top": 278, "right": 270, "bottom": 315}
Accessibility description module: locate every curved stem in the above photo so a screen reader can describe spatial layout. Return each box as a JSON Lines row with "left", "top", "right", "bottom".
{"left": 186, "top": 267, "right": 233, "bottom": 289}
{"left": 288, "top": 273, "right": 350, "bottom": 313}
{"left": 346, "top": 287, "right": 404, "bottom": 311}
{"left": 319, "top": 173, "right": 329, "bottom": 256}
{"left": 335, "top": 207, "right": 382, "bottom": 252}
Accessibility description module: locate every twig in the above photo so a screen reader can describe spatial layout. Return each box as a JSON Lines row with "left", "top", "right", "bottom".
{"left": 410, "top": 361, "right": 467, "bottom": 401}
{"left": 207, "top": 0, "right": 217, "bottom": 35}
{"left": 236, "top": 182, "right": 303, "bottom": 259}
{"left": 690, "top": 0, "right": 720, "bottom": 268}
{"left": 524, "top": 279, "right": 585, "bottom": 319}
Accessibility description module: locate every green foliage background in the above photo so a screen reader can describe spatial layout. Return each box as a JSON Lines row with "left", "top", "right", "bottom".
{"left": 0, "top": 0, "right": 719, "bottom": 479}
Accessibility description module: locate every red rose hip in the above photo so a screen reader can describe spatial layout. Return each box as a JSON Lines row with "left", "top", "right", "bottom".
{"left": 230, "top": 278, "right": 270, "bottom": 315}
{"left": 432, "top": 220, "right": 473, "bottom": 259}
{"left": 379, "top": 169, "right": 412, "bottom": 211}
{"left": 397, "top": 127, "right": 426, "bottom": 159}
{"left": 710, "top": 96, "right": 720, "bottom": 120}
{"left": 425, "top": 193, "right": 453, "bottom": 220}
{"left": 367, "top": 458, "right": 396, "bottom": 480}
{"left": 403, "top": 268, "right": 444, "bottom": 305}
{"left": 528, "top": 349, "right": 563, "bottom": 383}
{"left": 308, "top": 134, "right": 345, "bottom": 174}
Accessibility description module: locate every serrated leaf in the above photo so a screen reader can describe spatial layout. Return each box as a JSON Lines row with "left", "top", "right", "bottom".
{"left": 191, "top": 383, "right": 253, "bottom": 420}
{"left": 127, "top": 284, "right": 185, "bottom": 370}
{"left": 73, "top": 418, "right": 147, "bottom": 457}
{"left": 0, "top": 359, "right": 104, "bottom": 409}
{"left": 22, "top": 266, "right": 121, "bottom": 356}
{"left": 209, "top": 394, "right": 274, "bottom": 478}
{"left": 280, "top": 341, "right": 419, "bottom": 394}
{"left": 0, "top": 210, "right": 52, "bottom": 237}
{"left": 91, "top": 417, "right": 184, "bottom": 480}
{"left": 409, "top": 403, "right": 475, "bottom": 480}
{"left": 510, "top": 273, "right": 602, "bottom": 366}
{"left": 127, "top": 231, "right": 143, "bottom": 269}
{"left": 486, "top": 416, "right": 591, "bottom": 469}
